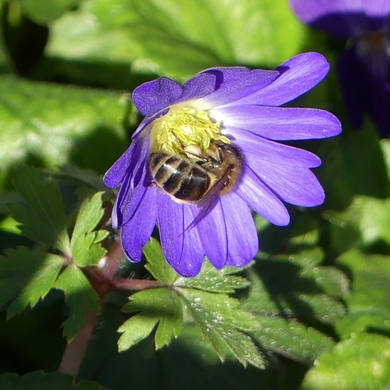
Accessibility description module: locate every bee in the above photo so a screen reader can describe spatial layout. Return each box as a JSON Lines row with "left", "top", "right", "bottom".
{"left": 149, "top": 141, "right": 243, "bottom": 204}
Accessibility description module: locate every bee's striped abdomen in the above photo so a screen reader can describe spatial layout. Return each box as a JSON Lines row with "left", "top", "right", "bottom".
{"left": 150, "top": 153, "right": 211, "bottom": 202}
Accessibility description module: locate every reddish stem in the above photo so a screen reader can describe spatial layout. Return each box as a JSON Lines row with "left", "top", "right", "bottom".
{"left": 112, "top": 276, "right": 164, "bottom": 291}
{"left": 100, "top": 239, "right": 124, "bottom": 279}
{"left": 59, "top": 308, "right": 98, "bottom": 377}
{"left": 58, "top": 237, "right": 164, "bottom": 378}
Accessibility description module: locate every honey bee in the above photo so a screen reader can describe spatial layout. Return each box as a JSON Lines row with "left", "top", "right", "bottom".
{"left": 149, "top": 141, "right": 243, "bottom": 204}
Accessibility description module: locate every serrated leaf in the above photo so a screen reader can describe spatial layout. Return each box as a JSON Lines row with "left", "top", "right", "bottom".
{"left": 300, "top": 263, "right": 350, "bottom": 297}
{"left": 243, "top": 248, "right": 347, "bottom": 325}
{"left": 250, "top": 316, "right": 335, "bottom": 364}
{"left": 301, "top": 334, "right": 390, "bottom": 390}
{"left": 120, "top": 288, "right": 183, "bottom": 350}
{"left": 80, "top": 313, "right": 276, "bottom": 390}
{"left": 337, "top": 250, "right": 390, "bottom": 316}
{"left": 72, "top": 232, "right": 108, "bottom": 267}
{"left": 71, "top": 191, "right": 105, "bottom": 245}
{"left": 118, "top": 315, "right": 158, "bottom": 352}
{"left": 54, "top": 265, "right": 100, "bottom": 340}
{"left": 71, "top": 191, "right": 108, "bottom": 267}
{"left": 93, "top": 230, "right": 109, "bottom": 243}
{"left": 0, "top": 247, "right": 64, "bottom": 317}
{"left": 336, "top": 311, "right": 390, "bottom": 340}
{"left": 8, "top": 166, "right": 70, "bottom": 254}
{"left": 175, "top": 260, "right": 251, "bottom": 294}
{"left": 0, "top": 371, "right": 111, "bottom": 390}
{"left": 144, "top": 238, "right": 178, "bottom": 285}
{"left": 238, "top": 242, "right": 347, "bottom": 364}
{"left": 179, "top": 288, "right": 264, "bottom": 369}
{"left": 299, "top": 294, "right": 346, "bottom": 324}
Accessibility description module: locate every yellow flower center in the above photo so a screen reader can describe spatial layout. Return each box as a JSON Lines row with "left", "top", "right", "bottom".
{"left": 150, "top": 105, "right": 230, "bottom": 155}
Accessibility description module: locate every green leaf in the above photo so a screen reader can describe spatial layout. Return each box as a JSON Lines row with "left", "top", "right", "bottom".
{"left": 381, "top": 138, "right": 390, "bottom": 183}
{"left": 0, "top": 4, "right": 12, "bottom": 75}
{"left": 242, "top": 250, "right": 347, "bottom": 325}
{"left": 143, "top": 238, "right": 178, "bottom": 285}
{"left": 71, "top": 191, "right": 108, "bottom": 267}
{"left": 58, "top": 165, "right": 106, "bottom": 190}
{"left": 257, "top": 212, "right": 322, "bottom": 256}
{"left": 238, "top": 237, "right": 347, "bottom": 364}
{"left": 339, "top": 125, "right": 389, "bottom": 198}
{"left": 325, "top": 196, "right": 390, "bottom": 254}
{"left": 0, "top": 247, "right": 64, "bottom": 317}
{"left": 119, "top": 288, "right": 183, "bottom": 350}
{"left": 178, "top": 288, "right": 264, "bottom": 369}
{"left": 144, "top": 238, "right": 251, "bottom": 291}
{"left": 71, "top": 191, "right": 105, "bottom": 245}
{"left": 80, "top": 313, "right": 277, "bottom": 390}
{"left": 48, "top": 0, "right": 305, "bottom": 79}
{"left": 250, "top": 316, "right": 335, "bottom": 364}
{"left": 8, "top": 166, "right": 70, "bottom": 254}
{"left": 335, "top": 250, "right": 390, "bottom": 339}
{"left": 124, "top": 242, "right": 263, "bottom": 367}
{"left": 301, "top": 334, "right": 390, "bottom": 390}
{"left": 298, "top": 257, "right": 350, "bottom": 297}
{"left": 316, "top": 124, "right": 390, "bottom": 217}
{"left": 72, "top": 232, "right": 108, "bottom": 267}
{"left": 336, "top": 311, "right": 390, "bottom": 340}
{"left": 0, "top": 371, "right": 111, "bottom": 390}
{"left": 118, "top": 314, "right": 158, "bottom": 352}
{"left": 0, "top": 75, "right": 127, "bottom": 187}
{"left": 337, "top": 250, "right": 390, "bottom": 315}
{"left": 54, "top": 265, "right": 100, "bottom": 340}
{"left": 175, "top": 260, "right": 251, "bottom": 294}
{"left": 359, "top": 198, "right": 390, "bottom": 246}
{"left": 18, "top": 0, "right": 80, "bottom": 24}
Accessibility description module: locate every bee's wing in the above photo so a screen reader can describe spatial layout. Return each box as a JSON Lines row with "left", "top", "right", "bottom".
{"left": 183, "top": 168, "right": 231, "bottom": 232}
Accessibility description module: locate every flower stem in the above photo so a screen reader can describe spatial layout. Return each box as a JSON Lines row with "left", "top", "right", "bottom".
{"left": 59, "top": 308, "right": 98, "bottom": 377}
{"left": 101, "top": 239, "right": 124, "bottom": 279}
{"left": 112, "top": 276, "right": 164, "bottom": 290}
{"left": 58, "top": 237, "right": 164, "bottom": 378}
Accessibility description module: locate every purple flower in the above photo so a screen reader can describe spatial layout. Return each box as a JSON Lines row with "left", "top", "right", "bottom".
{"left": 104, "top": 52, "right": 341, "bottom": 277}
{"left": 289, "top": 0, "right": 390, "bottom": 137}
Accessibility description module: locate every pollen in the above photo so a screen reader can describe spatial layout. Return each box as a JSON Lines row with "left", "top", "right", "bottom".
{"left": 150, "top": 105, "right": 230, "bottom": 155}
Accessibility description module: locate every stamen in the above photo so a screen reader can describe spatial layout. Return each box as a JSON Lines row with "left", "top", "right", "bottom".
{"left": 151, "top": 105, "right": 230, "bottom": 154}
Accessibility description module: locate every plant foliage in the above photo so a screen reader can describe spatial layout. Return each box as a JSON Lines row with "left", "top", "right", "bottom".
{"left": 0, "top": 1, "right": 389, "bottom": 389}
